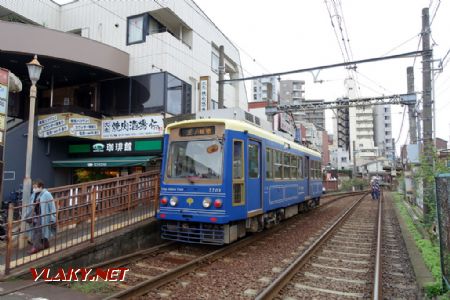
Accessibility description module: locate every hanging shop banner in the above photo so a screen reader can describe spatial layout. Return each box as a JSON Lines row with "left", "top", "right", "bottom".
{"left": 37, "top": 113, "right": 101, "bottom": 139}
{"left": 199, "top": 76, "right": 210, "bottom": 112}
{"left": 101, "top": 115, "right": 163, "bottom": 139}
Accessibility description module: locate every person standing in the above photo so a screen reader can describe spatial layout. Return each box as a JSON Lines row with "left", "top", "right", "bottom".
{"left": 371, "top": 177, "right": 380, "bottom": 200}
{"left": 25, "top": 180, "right": 56, "bottom": 254}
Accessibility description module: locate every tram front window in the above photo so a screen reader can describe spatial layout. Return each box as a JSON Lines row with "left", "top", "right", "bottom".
{"left": 167, "top": 139, "right": 223, "bottom": 180}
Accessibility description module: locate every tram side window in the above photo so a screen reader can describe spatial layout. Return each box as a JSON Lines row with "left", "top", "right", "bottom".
{"left": 274, "top": 150, "right": 282, "bottom": 179}
{"left": 298, "top": 156, "right": 303, "bottom": 179}
{"left": 266, "top": 148, "right": 273, "bottom": 179}
{"left": 249, "top": 144, "right": 259, "bottom": 178}
{"left": 310, "top": 160, "right": 315, "bottom": 179}
{"left": 291, "top": 156, "right": 298, "bottom": 179}
{"left": 283, "top": 153, "right": 290, "bottom": 179}
{"left": 233, "top": 140, "right": 245, "bottom": 205}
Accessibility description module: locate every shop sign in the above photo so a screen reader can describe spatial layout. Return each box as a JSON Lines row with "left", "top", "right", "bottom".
{"left": 69, "top": 138, "right": 162, "bottom": 157}
{"left": 199, "top": 76, "right": 210, "bottom": 111}
{"left": 102, "top": 115, "right": 163, "bottom": 139}
{"left": 37, "top": 113, "right": 101, "bottom": 139}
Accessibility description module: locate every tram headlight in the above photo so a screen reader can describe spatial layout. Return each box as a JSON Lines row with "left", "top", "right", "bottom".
{"left": 214, "top": 199, "right": 223, "bottom": 208}
{"left": 169, "top": 196, "right": 178, "bottom": 207}
{"left": 202, "top": 197, "right": 212, "bottom": 208}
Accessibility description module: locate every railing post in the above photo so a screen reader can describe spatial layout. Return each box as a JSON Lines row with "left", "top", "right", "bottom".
{"left": 90, "top": 188, "right": 96, "bottom": 243}
{"left": 5, "top": 203, "right": 14, "bottom": 275}
{"left": 153, "top": 176, "right": 159, "bottom": 214}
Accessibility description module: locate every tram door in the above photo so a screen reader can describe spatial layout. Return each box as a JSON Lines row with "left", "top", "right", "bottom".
{"left": 305, "top": 156, "right": 310, "bottom": 196}
{"left": 247, "top": 140, "right": 262, "bottom": 211}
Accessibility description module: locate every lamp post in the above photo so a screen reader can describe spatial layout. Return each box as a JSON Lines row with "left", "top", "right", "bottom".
{"left": 19, "top": 55, "right": 43, "bottom": 249}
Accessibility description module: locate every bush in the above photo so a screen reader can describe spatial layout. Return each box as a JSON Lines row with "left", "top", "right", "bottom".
{"left": 393, "top": 192, "right": 444, "bottom": 297}
{"left": 340, "top": 178, "right": 368, "bottom": 191}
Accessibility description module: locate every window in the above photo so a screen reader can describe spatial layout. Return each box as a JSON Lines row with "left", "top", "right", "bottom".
{"left": 291, "top": 156, "right": 298, "bottom": 179}
{"left": 127, "top": 14, "right": 148, "bottom": 45}
{"left": 283, "top": 153, "right": 290, "bottom": 179}
{"left": 130, "top": 73, "right": 165, "bottom": 113}
{"left": 298, "top": 157, "right": 303, "bottom": 178}
{"left": 166, "top": 74, "right": 192, "bottom": 115}
{"left": 211, "top": 52, "right": 219, "bottom": 74}
{"left": 167, "top": 139, "right": 222, "bottom": 180}
{"left": 274, "top": 150, "right": 282, "bottom": 179}
{"left": 266, "top": 148, "right": 273, "bottom": 179}
{"left": 233, "top": 140, "right": 245, "bottom": 205}
{"left": 248, "top": 144, "right": 259, "bottom": 178}
{"left": 385, "top": 123, "right": 390, "bottom": 128}
{"left": 341, "top": 157, "right": 347, "bottom": 162}
{"left": 385, "top": 116, "right": 390, "bottom": 120}
{"left": 253, "top": 94, "right": 257, "bottom": 100}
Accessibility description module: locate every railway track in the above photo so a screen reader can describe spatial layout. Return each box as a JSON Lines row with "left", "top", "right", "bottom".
{"left": 0, "top": 191, "right": 367, "bottom": 299}
{"left": 256, "top": 193, "right": 379, "bottom": 299}
{"left": 103, "top": 192, "right": 365, "bottom": 299}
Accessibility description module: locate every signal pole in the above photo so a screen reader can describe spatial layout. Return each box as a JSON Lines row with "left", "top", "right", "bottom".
{"left": 421, "top": 7, "right": 433, "bottom": 220}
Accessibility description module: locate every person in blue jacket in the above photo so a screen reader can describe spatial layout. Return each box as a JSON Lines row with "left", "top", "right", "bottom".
{"left": 25, "top": 180, "right": 56, "bottom": 254}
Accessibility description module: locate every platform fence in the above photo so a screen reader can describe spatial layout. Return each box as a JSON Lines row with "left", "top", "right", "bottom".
{"left": 1, "top": 171, "right": 160, "bottom": 275}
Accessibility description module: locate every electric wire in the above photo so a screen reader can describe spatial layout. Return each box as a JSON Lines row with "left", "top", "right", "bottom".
{"left": 395, "top": 106, "right": 407, "bottom": 144}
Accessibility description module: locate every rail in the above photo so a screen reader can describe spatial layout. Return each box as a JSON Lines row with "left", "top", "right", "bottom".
{"left": 1, "top": 171, "right": 160, "bottom": 275}
{"left": 373, "top": 191, "right": 383, "bottom": 299}
{"left": 256, "top": 192, "right": 369, "bottom": 300}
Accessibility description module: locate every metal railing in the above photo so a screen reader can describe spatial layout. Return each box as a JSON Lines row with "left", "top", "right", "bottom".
{"left": 1, "top": 171, "right": 160, "bottom": 275}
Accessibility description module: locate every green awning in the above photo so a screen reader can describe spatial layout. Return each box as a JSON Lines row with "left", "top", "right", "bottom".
{"left": 52, "top": 156, "right": 158, "bottom": 168}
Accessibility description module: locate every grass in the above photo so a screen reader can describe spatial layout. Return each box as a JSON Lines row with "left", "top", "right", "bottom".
{"left": 70, "top": 280, "right": 114, "bottom": 295}
{"left": 392, "top": 192, "right": 444, "bottom": 298}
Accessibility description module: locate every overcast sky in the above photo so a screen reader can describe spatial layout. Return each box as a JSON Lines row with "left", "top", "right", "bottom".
{"left": 194, "top": 0, "right": 450, "bottom": 151}
{"left": 53, "top": 0, "right": 450, "bottom": 151}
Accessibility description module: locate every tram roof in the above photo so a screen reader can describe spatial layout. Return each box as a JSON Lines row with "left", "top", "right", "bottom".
{"left": 166, "top": 118, "right": 321, "bottom": 157}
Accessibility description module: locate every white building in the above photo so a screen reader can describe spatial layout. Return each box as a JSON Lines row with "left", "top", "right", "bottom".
{"left": 251, "top": 76, "right": 279, "bottom": 102}
{"left": 346, "top": 78, "right": 378, "bottom": 165}
{"left": 0, "top": 0, "right": 249, "bottom": 194}
{"left": 0, "top": 0, "right": 248, "bottom": 112}
{"left": 373, "top": 105, "right": 393, "bottom": 160}
{"left": 330, "top": 146, "right": 351, "bottom": 170}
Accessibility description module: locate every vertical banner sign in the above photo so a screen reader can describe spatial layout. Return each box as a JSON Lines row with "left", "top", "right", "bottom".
{"left": 199, "top": 76, "right": 210, "bottom": 112}
{"left": 0, "top": 68, "right": 9, "bottom": 199}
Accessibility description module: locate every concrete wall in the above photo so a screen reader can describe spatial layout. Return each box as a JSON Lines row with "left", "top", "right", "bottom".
{"left": 3, "top": 121, "right": 68, "bottom": 200}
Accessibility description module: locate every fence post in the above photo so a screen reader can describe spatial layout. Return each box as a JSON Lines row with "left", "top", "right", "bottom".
{"left": 90, "top": 189, "right": 96, "bottom": 243}
{"left": 153, "top": 176, "right": 159, "bottom": 214}
{"left": 5, "top": 203, "right": 14, "bottom": 275}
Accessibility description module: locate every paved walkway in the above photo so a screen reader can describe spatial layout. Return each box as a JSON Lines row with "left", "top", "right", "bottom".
{"left": 0, "top": 280, "right": 101, "bottom": 300}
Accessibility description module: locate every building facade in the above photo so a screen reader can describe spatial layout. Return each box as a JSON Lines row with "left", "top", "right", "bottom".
{"left": 0, "top": 0, "right": 248, "bottom": 198}
{"left": 251, "top": 76, "right": 279, "bottom": 102}
{"left": 279, "top": 80, "right": 305, "bottom": 105}
{"left": 373, "top": 105, "right": 393, "bottom": 160}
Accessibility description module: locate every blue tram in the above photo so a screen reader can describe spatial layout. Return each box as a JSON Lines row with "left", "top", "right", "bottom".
{"left": 157, "top": 119, "right": 322, "bottom": 244}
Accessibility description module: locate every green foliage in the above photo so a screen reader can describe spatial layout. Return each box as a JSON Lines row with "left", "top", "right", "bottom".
{"left": 70, "top": 281, "right": 113, "bottom": 295}
{"left": 340, "top": 178, "right": 368, "bottom": 191}
{"left": 393, "top": 192, "right": 444, "bottom": 297}
{"left": 413, "top": 149, "right": 450, "bottom": 228}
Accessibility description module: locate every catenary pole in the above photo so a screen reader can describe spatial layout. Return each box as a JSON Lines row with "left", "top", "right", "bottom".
{"left": 407, "top": 67, "right": 417, "bottom": 144}
{"left": 421, "top": 7, "right": 433, "bottom": 220}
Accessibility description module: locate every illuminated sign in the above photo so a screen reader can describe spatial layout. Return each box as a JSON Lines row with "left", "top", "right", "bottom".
{"left": 180, "top": 126, "right": 215, "bottom": 137}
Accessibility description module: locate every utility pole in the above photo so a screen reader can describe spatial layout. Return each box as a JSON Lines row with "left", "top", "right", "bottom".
{"left": 218, "top": 45, "right": 225, "bottom": 108}
{"left": 421, "top": 7, "right": 433, "bottom": 221}
{"left": 407, "top": 67, "right": 417, "bottom": 144}
{"left": 352, "top": 140, "right": 357, "bottom": 178}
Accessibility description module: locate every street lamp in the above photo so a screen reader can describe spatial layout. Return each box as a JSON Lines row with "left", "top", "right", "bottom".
{"left": 20, "top": 55, "right": 43, "bottom": 249}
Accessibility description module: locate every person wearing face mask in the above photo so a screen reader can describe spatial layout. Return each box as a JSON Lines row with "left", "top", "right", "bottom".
{"left": 25, "top": 179, "right": 56, "bottom": 254}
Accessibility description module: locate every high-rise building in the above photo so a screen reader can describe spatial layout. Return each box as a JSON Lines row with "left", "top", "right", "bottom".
{"left": 280, "top": 80, "right": 305, "bottom": 105}
{"left": 373, "top": 105, "right": 393, "bottom": 160}
{"left": 346, "top": 78, "right": 378, "bottom": 165}
{"left": 302, "top": 99, "right": 325, "bottom": 130}
{"left": 251, "top": 76, "right": 279, "bottom": 102}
